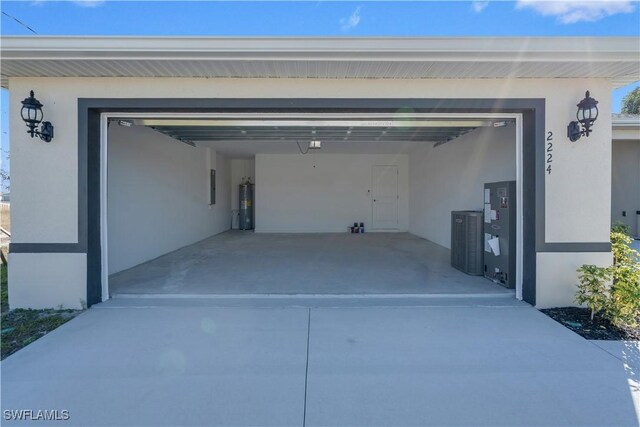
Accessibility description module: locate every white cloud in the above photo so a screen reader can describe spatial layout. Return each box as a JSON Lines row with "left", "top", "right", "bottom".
{"left": 31, "top": 0, "right": 105, "bottom": 6}
{"left": 516, "top": 0, "right": 635, "bottom": 24}
{"left": 472, "top": 1, "right": 489, "bottom": 13}
{"left": 71, "top": 0, "right": 105, "bottom": 7}
{"left": 340, "top": 6, "right": 362, "bottom": 31}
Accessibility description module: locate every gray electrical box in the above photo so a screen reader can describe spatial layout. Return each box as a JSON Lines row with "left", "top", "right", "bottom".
{"left": 483, "top": 181, "right": 516, "bottom": 288}
{"left": 451, "top": 211, "right": 484, "bottom": 275}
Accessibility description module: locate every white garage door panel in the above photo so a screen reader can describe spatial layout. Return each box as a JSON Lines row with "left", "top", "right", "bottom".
{"left": 372, "top": 165, "right": 399, "bottom": 229}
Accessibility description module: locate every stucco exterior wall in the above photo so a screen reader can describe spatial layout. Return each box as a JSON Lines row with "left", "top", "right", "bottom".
{"left": 107, "top": 124, "right": 231, "bottom": 275}
{"left": 536, "top": 251, "right": 613, "bottom": 309}
{"left": 255, "top": 153, "right": 409, "bottom": 233}
{"left": 611, "top": 139, "right": 640, "bottom": 236}
{"left": 7, "top": 76, "right": 613, "bottom": 308}
{"left": 8, "top": 253, "right": 87, "bottom": 310}
{"left": 409, "top": 124, "right": 517, "bottom": 248}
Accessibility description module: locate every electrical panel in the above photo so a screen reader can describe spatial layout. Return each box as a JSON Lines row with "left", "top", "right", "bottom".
{"left": 483, "top": 181, "right": 516, "bottom": 288}
{"left": 451, "top": 211, "right": 484, "bottom": 275}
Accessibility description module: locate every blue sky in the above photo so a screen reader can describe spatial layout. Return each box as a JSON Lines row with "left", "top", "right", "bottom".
{"left": 1, "top": 0, "right": 639, "bottom": 190}
{"left": 2, "top": 1, "right": 640, "bottom": 36}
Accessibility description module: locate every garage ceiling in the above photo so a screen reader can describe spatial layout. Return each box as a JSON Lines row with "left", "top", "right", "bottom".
{"left": 110, "top": 114, "right": 514, "bottom": 156}
{"left": 129, "top": 117, "right": 497, "bottom": 146}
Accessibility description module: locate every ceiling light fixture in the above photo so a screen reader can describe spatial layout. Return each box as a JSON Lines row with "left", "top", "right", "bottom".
{"left": 309, "top": 140, "right": 322, "bottom": 150}
{"left": 296, "top": 139, "right": 322, "bottom": 155}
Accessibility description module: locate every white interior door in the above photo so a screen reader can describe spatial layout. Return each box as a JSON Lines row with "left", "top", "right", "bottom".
{"left": 371, "top": 165, "right": 399, "bottom": 229}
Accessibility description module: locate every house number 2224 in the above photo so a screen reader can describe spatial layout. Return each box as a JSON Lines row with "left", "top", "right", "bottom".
{"left": 546, "top": 131, "right": 553, "bottom": 174}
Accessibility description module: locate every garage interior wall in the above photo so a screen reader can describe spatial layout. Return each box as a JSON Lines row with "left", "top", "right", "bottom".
{"left": 107, "top": 124, "right": 231, "bottom": 274}
{"left": 254, "top": 153, "right": 409, "bottom": 233}
{"left": 611, "top": 139, "right": 640, "bottom": 236}
{"left": 409, "top": 124, "right": 517, "bottom": 248}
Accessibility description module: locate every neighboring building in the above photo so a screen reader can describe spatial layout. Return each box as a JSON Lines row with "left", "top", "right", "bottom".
{"left": 0, "top": 36, "right": 638, "bottom": 310}
{"left": 611, "top": 113, "right": 640, "bottom": 237}
{"left": 0, "top": 194, "right": 9, "bottom": 236}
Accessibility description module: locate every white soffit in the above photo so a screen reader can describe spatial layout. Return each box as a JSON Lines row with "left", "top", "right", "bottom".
{"left": 1, "top": 36, "right": 639, "bottom": 88}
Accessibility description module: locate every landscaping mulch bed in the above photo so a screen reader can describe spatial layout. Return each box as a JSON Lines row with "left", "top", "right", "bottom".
{"left": 1, "top": 309, "right": 81, "bottom": 360}
{"left": 541, "top": 307, "right": 640, "bottom": 341}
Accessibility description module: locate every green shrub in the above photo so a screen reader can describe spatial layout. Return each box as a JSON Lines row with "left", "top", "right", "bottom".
{"left": 576, "top": 224, "right": 640, "bottom": 328}
{"left": 576, "top": 264, "right": 611, "bottom": 321}
{"left": 608, "top": 224, "right": 640, "bottom": 328}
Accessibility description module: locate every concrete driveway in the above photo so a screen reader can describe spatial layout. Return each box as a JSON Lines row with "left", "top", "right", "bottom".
{"left": 2, "top": 296, "right": 639, "bottom": 426}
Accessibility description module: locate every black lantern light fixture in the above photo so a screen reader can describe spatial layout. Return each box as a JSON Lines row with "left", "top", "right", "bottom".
{"left": 567, "top": 90, "right": 599, "bottom": 142}
{"left": 20, "top": 90, "right": 54, "bottom": 142}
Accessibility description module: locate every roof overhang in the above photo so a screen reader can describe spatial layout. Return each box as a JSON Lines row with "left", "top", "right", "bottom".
{"left": 612, "top": 114, "right": 640, "bottom": 141}
{"left": 613, "top": 114, "right": 640, "bottom": 127}
{"left": 1, "top": 36, "right": 639, "bottom": 88}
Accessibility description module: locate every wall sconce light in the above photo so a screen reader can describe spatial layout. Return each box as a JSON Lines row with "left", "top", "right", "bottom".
{"left": 20, "top": 90, "right": 54, "bottom": 142}
{"left": 567, "top": 90, "right": 598, "bottom": 142}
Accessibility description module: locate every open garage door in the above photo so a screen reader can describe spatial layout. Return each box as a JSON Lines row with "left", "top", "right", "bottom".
{"left": 103, "top": 112, "right": 523, "bottom": 300}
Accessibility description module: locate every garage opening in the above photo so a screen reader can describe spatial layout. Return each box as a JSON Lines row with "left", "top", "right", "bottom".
{"left": 103, "top": 113, "right": 522, "bottom": 298}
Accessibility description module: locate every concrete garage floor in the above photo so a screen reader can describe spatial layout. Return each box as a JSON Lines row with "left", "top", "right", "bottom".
{"left": 109, "top": 232, "right": 511, "bottom": 296}
{"left": 1, "top": 299, "right": 638, "bottom": 426}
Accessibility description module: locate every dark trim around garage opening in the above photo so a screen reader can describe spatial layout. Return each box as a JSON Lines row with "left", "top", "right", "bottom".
{"left": 9, "top": 97, "right": 612, "bottom": 307}
{"left": 8, "top": 243, "right": 85, "bottom": 253}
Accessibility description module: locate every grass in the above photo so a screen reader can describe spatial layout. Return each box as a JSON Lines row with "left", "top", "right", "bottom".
{"left": 1, "top": 309, "right": 80, "bottom": 359}
{"left": 1, "top": 263, "right": 81, "bottom": 360}
{"left": 1, "top": 263, "right": 7, "bottom": 313}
